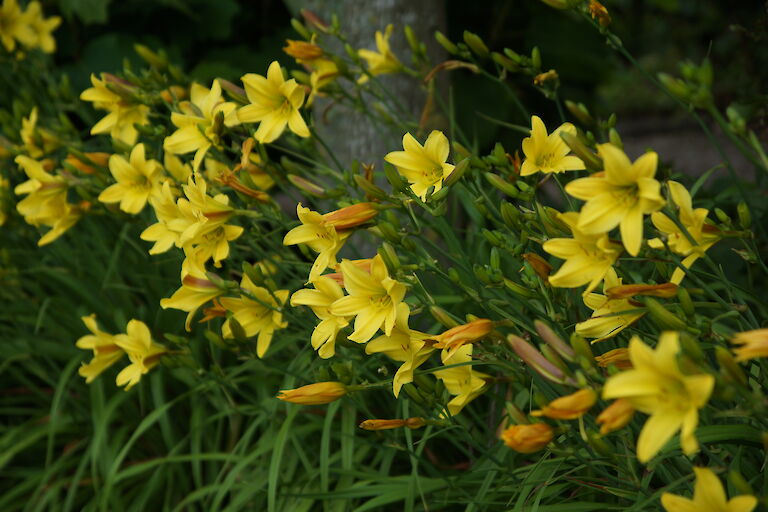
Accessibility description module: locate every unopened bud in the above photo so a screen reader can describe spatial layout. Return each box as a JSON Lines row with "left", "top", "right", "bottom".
{"left": 715, "top": 346, "right": 747, "bottom": 386}
{"left": 287, "top": 174, "right": 326, "bottom": 197}
{"left": 501, "top": 423, "right": 554, "bottom": 453}
{"left": 434, "top": 31, "right": 459, "bottom": 55}
{"left": 658, "top": 73, "right": 691, "bottom": 102}
{"left": 644, "top": 298, "right": 687, "bottom": 331}
{"left": 463, "top": 31, "right": 489, "bottom": 58}
{"left": 277, "top": 381, "right": 347, "bottom": 405}
{"left": 484, "top": 172, "right": 519, "bottom": 197}
{"left": 535, "top": 320, "right": 575, "bottom": 361}
{"left": 737, "top": 201, "right": 751, "bottom": 229}
{"left": 444, "top": 157, "right": 470, "bottom": 187}
{"left": 560, "top": 131, "right": 602, "bottom": 171}
{"left": 565, "top": 100, "right": 594, "bottom": 126}
{"left": 359, "top": 417, "right": 426, "bottom": 430}
{"left": 492, "top": 51, "right": 518, "bottom": 72}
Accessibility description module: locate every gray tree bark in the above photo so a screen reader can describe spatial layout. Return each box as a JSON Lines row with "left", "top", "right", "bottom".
{"left": 284, "top": 0, "right": 447, "bottom": 169}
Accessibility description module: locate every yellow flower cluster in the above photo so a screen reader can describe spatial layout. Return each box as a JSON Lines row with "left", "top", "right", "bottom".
{"left": 0, "top": 0, "right": 60, "bottom": 54}
{"left": 76, "top": 315, "right": 167, "bottom": 390}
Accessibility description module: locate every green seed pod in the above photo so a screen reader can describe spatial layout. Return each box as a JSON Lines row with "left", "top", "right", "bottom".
{"left": 290, "top": 18, "right": 312, "bottom": 39}
{"left": 608, "top": 128, "right": 623, "bottom": 149}
{"left": 378, "top": 242, "right": 401, "bottom": 273}
{"left": 677, "top": 287, "right": 695, "bottom": 318}
{"left": 490, "top": 247, "right": 501, "bottom": 270}
{"left": 737, "top": 201, "right": 751, "bottom": 229}
{"left": 503, "top": 48, "right": 522, "bottom": 63}
{"left": 658, "top": 73, "right": 691, "bottom": 102}
{"left": 564, "top": 100, "right": 594, "bottom": 126}
{"left": 434, "top": 31, "right": 459, "bottom": 55}
{"left": 463, "top": 31, "right": 489, "bottom": 58}
{"left": 531, "top": 46, "right": 541, "bottom": 70}
{"left": 384, "top": 163, "right": 409, "bottom": 192}
{"left": 714, "top": 207, "right": 731, "bottom": 225}
{"left": 404, "top": 25, "right": 420, "bottom": 54}
{"left": 491, "top": 51, "right": 518, "bottom": 72}
{"left": 448, "top": 268, "right": 462, "bottom": 283}
{"left": 484, "top": 172, "right": 519, "bottom": 198}
{"left": 503, "top": 278, "right": 537, "bottom": 298}
{"left": 353, "top": 174, "right": 389, "bottom": 200}
{"left": 715, "top": 346, "right": 747, "bottom": 386}
{"left": 645, "top": 298, "right": 688, "bottom": 331}
{"left": 500, "top": 201, "right": 520, "bottom": 228}
{"left": 430, "top": 305, "right": 460, "bottom": 328}
{"left": 473, "top": 264, "right": 492, "bottom": 285}
{"left": 443, "top": 157, "right": 470, "bottom": 187}
{"left": 559, "top": 131, "right": 602, "bottom": 171}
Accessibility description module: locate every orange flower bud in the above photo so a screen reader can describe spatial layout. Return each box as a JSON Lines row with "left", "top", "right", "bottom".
{"left": 300, "top": 9, "right": 329, "bottom": 32}
{"left": 588, "top": 0, "right": 611, "bottom": 26}
{"left": 731, "top": 328, "right": 768, "bottom": 362}
{"left": 501, "top": 423, "right": 554, "bottom": 453}
{"left": 605, "top": 282, "right": 677, "bottom": 300}
{"left": 64, "top": 152, "right": 110, "bottom": 174}
{"left": 531, "top": 389, "right": 597, "bottom": 420}
{"left": 160, "top": 85, "right": 188, "bottom": 103}
{"left": 596, "top": 399, "right": 634, "bottom": 434}
{"left": 277, "top": 381, "right": 347, "bottom": 405}
{"left": 594, "top": 348, "right": 633, "bottom": 370}
{"left": 323, "top": 203, "right": 379, "bottom": 230}
{"left": 359, "top": 417, "right": 426, "bottom": 431}
{"left": 522, "top": 253, "right": 553, "bottom": 281}
{"left": 284, "top": 39, "right": 324, "bottom": 61}
{"left": 430, "top": 319, "right": 494, "bottom": 351}
{"left": 533, "top": 70, "right": 559, "bottom": 86}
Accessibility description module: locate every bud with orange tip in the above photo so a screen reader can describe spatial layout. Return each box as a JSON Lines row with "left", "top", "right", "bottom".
{"left": 596, "top": 399, "right": 635, "bottom": 434}
{"left": 324, "top": 202, "right": 379, "bottom": 230}
{"left": 594, "top": 348, "right": 632, "bottom": 370}
{"left": 501, "top": 423, "right": 554, "bottom": 453}
{"left": 531, "top": 389, "right": 597, "bottom": 420}
{"left": 277, "top": 381, "right": 347, "bottom": 405}
{"left": 359, "top": 417, "right": 426, "bottom": 431}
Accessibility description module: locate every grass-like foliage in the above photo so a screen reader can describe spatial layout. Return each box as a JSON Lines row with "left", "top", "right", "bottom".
{"left": 2, "top": 1, "right": 768, "bottom": 511}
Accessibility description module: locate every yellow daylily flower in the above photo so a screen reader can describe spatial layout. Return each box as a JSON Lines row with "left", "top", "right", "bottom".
{"left": 80, "top": 74, "right": 150, "bottom": 145}
{"left": 37, "top": 203, "right": 82, "bottom": 246}
{"left": 434, "top": 345, "right": 489, "bottom": 416}
{"left": 19, "top": 107, "right": 58, "bottom": 157}
{"left": 14, "top": 155, "right": 68, "bottom": 226}
{"left": 384, "top": 131, "right": 455, "bottom": 201}
{"left": 141, "top": 182, "right": 192, "bottom": 254}
{"left": 160, "top": 251, "right": 224, "bottom": 330}
{"left": 661, "top": 467, "right": 757, "bottom": 512}
{"left": 365, "top": 303, "right": 434, "bottom": 397}
{"left": 164, "top": 153, "right": 192, "bottom": 183}
{"left": 283, "top": 203, "right": 351, "bottom": 282}
{"left": 543, "top": 211, "right": 622, "bottom": 294}
{"left": 566, "top": 143, "right": 664, "bottom": 256}
{"left": 307, "top": 58, "right": 339, "bottom": 106}
{"left": 602, "top": 332, "right": 714, "bottom": 463}
{"left": 520, "top": 115, "right": 584, "bottom": 176}
{"left": 648, "top": 181, "right": 721, "bottom": 284}
{"left": 163, "top": 80, "right": 239, "bottom": 171}
{"left": 18, "top": 1, "right": 60, "bottom": 53}
{"left": 358, "top": 24, "right": 402, "bottom": 82}
{"left": 98, "top": 143, "right": 166, "bottom": 214}
{"left": 75, "top": 314, "right": 125, "bottom": 383}
{"left": 290, "top": 276, "right": 350, "bottom": 359}
{"left": 220, "top": 275, "right": 289, "bottom": 358}
{"left": 0, "top": 0, "right": 30, "bottom": 51}
{"left": 329, "top": 254, "right": 406, "bottom": 343}
{"left": 731, "top": 328, "right": 768, "bottom": 362}
{"left": 237, "top": 61, "right": 310, "bottom": 143}
{"left": 113, "top": 319, "right": 167, "bottom": 390}
{"left": 576, "top": 268, "right": 645, "bottom": 342}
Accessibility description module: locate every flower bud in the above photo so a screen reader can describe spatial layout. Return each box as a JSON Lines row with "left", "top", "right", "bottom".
{"left": 535, "top": 320, "right": 575, "bottom": 361}
{"left": 429, "top": 305, "right": 460, "bottom": 328}
{"left": 531, "top": 389, "right": 597, "bottom": 420}
{"left": 523, "top": 254, "right": 553, "bottom": 282}
{"left": 737, "top": 201, "right": 751, "bottom": 229}
{"left": 507, "top": 335, "right": 576, "bottom": 385}
{"left": 644, "top": 298, "right": 688, "bottom": 331}
{"left": 715, "top": 346, "right": 747, "bottom": 386}
{"left": 354, "top": 174, "right": 388, "bottom": 200}
{"left": 287, "top": 174, "right": 326, "bottom": 197}
{"left": 596, "top": 399, "right": 635, "bottom": 434}
{"left": 565, "top": 100, "right": 594, "bottom": 126}
{"left": 594, "top": 348, "right": 632, "bottom": 370}
{"left": 491, "top": 51, "right": 518, "bottom": 72}
{"left": 463, "top": 31, "right": 489, "bottom": 58}
{"left": 501, "top": 423, "right": 554, "bottom": 453}
{"left": 429, "top": 319, "right": 494, "bottom": 355}
{"left": 434, "top": 31, "right": 459, "bottom": 55}
{"left": 605, "top": 282, "right": 677, "bottom": 299}
{"left": 443, "top": 157, "right": 470, "bottom": 187}
{"left": 277, "top": 381, "right": 347, "bottom": 405}
{"left": 324, "top": 203, "right": 379, "bottom": 230}
{"left": 484, "top": 172, "right": 519, "bottom": 198}
{"left": 559, "top": 131, "right": 602, "bottom": 171}
{"left": 359, "top": 417, "right": 425, "bottom": 431}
